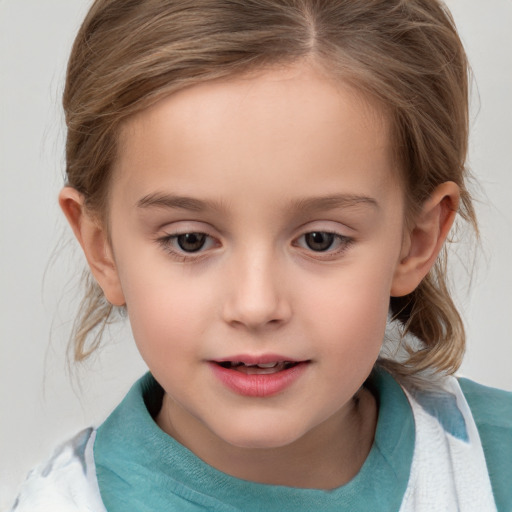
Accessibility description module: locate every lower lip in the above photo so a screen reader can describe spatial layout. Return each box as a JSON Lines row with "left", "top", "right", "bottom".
{"left": 209, "top": 362, "right": 309, "bottom": 397}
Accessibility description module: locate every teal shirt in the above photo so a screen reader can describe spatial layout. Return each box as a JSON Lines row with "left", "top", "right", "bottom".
{"left": 94, "top": 370, "right": 511, "bottom": 511}
{"left": 459, "top": 378, "right": 512, "bottom": 511}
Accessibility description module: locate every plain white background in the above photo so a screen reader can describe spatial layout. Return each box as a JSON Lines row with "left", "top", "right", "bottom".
{"left": 1, "top": 0, "right": 511, "bottom": 507}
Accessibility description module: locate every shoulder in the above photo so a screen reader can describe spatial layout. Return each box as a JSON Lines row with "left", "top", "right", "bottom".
{"left": 9, "top": 428, "right": 107, "bottom": 512}
{"left": 458, "top": 377, "right": 512, "bottom": 429}
{"left": 458, "top": 377, "right": 512, "bottom": 511}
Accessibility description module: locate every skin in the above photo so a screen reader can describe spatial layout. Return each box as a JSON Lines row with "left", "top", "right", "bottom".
{"left": 60, "top": 61, "right": 459, "bottom": 489}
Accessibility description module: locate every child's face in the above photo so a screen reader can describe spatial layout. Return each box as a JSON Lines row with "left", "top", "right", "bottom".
{"left": 107, "top": 63, "right": 407, "bottom": 450}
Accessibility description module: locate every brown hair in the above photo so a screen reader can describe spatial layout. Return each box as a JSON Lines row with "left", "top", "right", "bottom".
{"left": 63, "top": 0, "right": 475, "bottom": 375}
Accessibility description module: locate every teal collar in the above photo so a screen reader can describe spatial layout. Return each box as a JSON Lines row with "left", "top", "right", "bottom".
{"left": 94, "top": 368, "right": 414, "bottom": 511}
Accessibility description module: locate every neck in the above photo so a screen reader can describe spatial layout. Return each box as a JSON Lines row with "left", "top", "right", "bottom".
{"left": 156, "top": 387, "right": 377, "bottom": 490}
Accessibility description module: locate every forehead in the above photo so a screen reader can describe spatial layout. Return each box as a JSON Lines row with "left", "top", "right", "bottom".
{"left": 113, "top": 62, "right": 397, "bottom": 208}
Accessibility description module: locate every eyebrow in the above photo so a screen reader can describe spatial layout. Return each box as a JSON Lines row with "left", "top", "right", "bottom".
{"left": 136, "top": 192, "right": 378, "bottom": 213}
{"left": 136, "top": 193, "right": 227, "bottom": 212}
{"left": 290, "top": 194, "right": 379, "bottom": 213}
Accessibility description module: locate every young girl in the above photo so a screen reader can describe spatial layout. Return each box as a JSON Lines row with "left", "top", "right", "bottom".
{"left": 10, "top": 0, "right": 511, "bottom": 510}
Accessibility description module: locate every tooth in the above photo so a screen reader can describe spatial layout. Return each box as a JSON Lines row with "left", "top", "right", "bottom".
{"left": 256, "top": 362, "right": 279, "bottom": 368}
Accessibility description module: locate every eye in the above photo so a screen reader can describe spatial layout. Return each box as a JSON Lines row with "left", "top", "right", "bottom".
{"left": 157, "top": 231, "right": 218, "bottom": 259}
{"left": 294, "top": 231, "right": 353, "bottom": 255}
{"left": 175, "top": 232, "right": 208, "bottom": 252}
{"left": 303, "top": 232, "right": 335, "bottom": 252}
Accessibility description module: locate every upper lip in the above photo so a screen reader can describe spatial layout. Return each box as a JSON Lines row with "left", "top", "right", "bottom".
{"left": 211, "top": 354, "right": 306, "bottom": 365}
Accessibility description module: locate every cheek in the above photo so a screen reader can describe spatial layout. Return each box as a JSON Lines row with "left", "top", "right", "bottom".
{"left": 299, "top": 264, "right": 393, "bottom": 351}
{"left": 118, "top": 265, "right": 214, "bottom": 363}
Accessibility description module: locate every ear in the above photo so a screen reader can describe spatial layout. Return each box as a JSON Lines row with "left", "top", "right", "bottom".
{"left": 391, "top": 181, "right": 460, "bottom": 297}
{"left": 59, "top": 187, "right": 126, "bottom": 306}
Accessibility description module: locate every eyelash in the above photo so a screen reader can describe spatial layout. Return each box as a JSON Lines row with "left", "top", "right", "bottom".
{"left": 156, "top": 232, "right": 217, "bottom": 262}
{"left": 293, "top": 231, "right": 354, "bottom": 260}
{"left": 156, "top": 230, "right": 354, "bottom": 262}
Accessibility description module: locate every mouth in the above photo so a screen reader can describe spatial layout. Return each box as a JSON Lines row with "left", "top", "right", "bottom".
{"left": 209, "top": 356, "right": 310, "bottom": 397}
{"left": 215, "top": 360, "right": 301, "bottom": 375}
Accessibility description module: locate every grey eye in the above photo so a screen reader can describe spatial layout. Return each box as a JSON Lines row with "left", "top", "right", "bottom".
{"left": 304, "top": 232, "right": 335, "bottom": 252}
{"left": 176, "top": 233, "right": 207, "bottom": 252}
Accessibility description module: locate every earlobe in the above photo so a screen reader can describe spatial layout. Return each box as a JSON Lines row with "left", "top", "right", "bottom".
{"left": 58, "top": 187, "right": 126, "bottom": 306}
{"left": 391, "top": 181, "right": 460, "bottom": 297}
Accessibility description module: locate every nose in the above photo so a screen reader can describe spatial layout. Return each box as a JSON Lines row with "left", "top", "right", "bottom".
{"left": 221, "top": 249, "right": 291, "bottom": 330}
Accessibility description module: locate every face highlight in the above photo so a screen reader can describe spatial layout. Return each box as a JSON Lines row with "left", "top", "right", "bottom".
{"left": 105, "top": 63, "right": 407, "bottom": 466}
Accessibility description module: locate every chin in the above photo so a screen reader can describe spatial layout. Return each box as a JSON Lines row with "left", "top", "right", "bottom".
{"left": 216, "top": 421, "right": 307, "bottom": 450}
